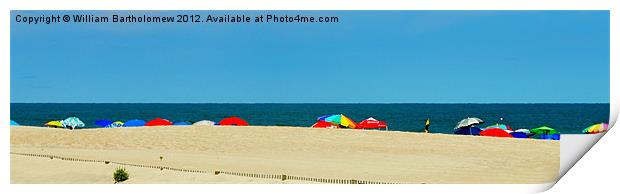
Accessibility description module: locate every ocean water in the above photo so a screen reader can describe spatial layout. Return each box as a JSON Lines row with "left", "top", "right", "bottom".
{"left": 10, "top": 103, "right": 609, "bottom": 134}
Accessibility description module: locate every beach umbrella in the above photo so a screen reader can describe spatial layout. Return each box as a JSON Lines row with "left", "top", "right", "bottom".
{"left": 95, "top": 120, "right": 113, "bottom": 128}
{"left": 454, "top": 126, "right": 482, "bottom": 135}
{"left": 124, "top": 119, "right": 146, "bottom": 127}
{"left": 484, "top": 124, "right": 513, "bottom": 132}
{"left": 10, "top": 120, "right": 20, "bottom": 126}
{"left": 582, "top": 123, "right": 608, "bottom": 134}
{"left": 454, "top": 117, "right": 484, "bottom": 129}
{"left": 530, "top": 126, "right": 558, "bottom": 135}
{"left": 540, "top": 133, "right": 561, "bottom": 140}
{"left": 219, "top": 116, "right": 249, "bottom": 126}
{"left": 193, "top": 120, "right": 216, "bottom": 126}
{"left": 311, "top": 120, "right": 339, "bottom": 128}
{"left": 480, "top": 128, "right": 513, "bottom": 138}
{"left": 515, "top": 129, "right": 531, "bottom": 135}
{"left": 146, "top": 118, "right": 173, "bottom": 126}
{"left": 173, "top": 121, "right": 192, "bottom": 126}
{"left": 45, "top": 120, "right": 64, "bottom": 128}
{"left": 358, "top": 117, "right": 388, "bottom": 129}
{"left": 108, "top": 121, "right": 124, "bottom": 128}
{"left": 510, "top": 132, "right": 529, "bottom": 138}
{"left": 61, "top": 117, "right": 85, "bottom": 130}
{"left": 322, "top": 114, "right": 357, "bottom": 129}
{"left": 317, "top": 115, "right": 334, "bottom": 121}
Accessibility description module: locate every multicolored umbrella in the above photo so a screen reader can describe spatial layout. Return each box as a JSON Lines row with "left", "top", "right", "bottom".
{"left": 10, "top": 120, "right": 20, "bottom": 126}
{"left": 454, "top": 117, "right": 484, "bottom": 129}
{"left": 311, "top": 120, "right": 339, "bottom": 128}
{"left": 193, "top": 120, "right": 215, "bottom": 126}
{"left": 108, "top": 121, "right": 124, "bottom": 128}
{"left": 530, "top": 126, "right": 558, "bottom": 135}
{"left": 61, "top": 117, "right": 85, "bottom": 130}
{"left": 45, "top": 120, "right": 64, "bottom": 128}
{"left": 124, "top": 119, "right": 146, "bottom": 127}
{"left": 317, "top": 115, "right": 333, "bottom": 121}
{"left": 320, "top": 114, "right": 357, "bottom": 129}
{"left": 582, "top": 123, "right": 608, "bottom": 134}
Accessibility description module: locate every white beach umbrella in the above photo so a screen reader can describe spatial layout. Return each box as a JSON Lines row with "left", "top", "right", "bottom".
{"left": 454, "top": 117, "right": 484, "bottom": 129}
{"left": 193, "top": 120, "right": 215, "bottom": 126}
{"left": 515, "top": 129, "right": 531, "bottom": 135}
{"left": 61, "top": 117, "right": 85, "bottom": 130}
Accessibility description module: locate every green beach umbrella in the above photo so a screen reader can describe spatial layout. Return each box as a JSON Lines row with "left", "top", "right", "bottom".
{"left": 530, "top": 126, "right": 558, "bottom": 135}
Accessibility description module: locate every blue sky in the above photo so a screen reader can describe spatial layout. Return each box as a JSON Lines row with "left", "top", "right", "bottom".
{"left": 11, "top": 11, "right": 609, "bottom": 103}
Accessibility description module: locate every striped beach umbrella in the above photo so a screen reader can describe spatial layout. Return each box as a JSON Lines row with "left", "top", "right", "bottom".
{"left": 582, "top": 123, "right": 608, "bottom": 134}
{"left": 61, "top": 117, "right": 85, "bottom": 130}
{"left": 322, "top": 114, "right": 357, "bottom": 129}
{"left": 109, "top": 121, "right": 124, "bottom": 128}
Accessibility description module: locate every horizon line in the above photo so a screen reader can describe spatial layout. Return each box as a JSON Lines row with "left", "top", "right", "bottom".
{"left": 9, "top": 102, "right": 611, "bottom": 104}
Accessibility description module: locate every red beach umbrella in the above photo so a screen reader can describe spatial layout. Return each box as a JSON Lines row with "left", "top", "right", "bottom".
{"left": 358, "top": 117, "right": 388, "bottom": 129}
{"left": 311, "top": 120, "right": 339, "bottom": 128}
{"left": 219, "top": 116, "right": 249, "bottom": 126}
{"left": 145, "top": 118, "right": 173, "bottom": 126}
{"left": 480, "top": 128, "right": 513, "bottom": 138}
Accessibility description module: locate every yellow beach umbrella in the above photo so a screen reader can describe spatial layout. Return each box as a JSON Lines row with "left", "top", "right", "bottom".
{"left": 44, "top": 120, "right": 64, "bottom": 128}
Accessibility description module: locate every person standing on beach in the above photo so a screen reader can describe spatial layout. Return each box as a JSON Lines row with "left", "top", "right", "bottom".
{"left": 424, "top": 118, "right": 431, "bottom": 133}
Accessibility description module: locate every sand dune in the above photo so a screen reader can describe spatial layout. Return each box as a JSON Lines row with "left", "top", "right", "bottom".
{"left": 10, "top": 126, "right": 559, "bottom": 184}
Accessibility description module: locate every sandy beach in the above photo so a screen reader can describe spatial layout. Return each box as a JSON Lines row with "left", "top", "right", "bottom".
{"left": 11, "top": 125, "right": 559, "bottom": 184}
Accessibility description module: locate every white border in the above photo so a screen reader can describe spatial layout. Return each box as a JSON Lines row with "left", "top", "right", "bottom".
{"left": 2, "top": 1, "right": 617, "bottom": 194}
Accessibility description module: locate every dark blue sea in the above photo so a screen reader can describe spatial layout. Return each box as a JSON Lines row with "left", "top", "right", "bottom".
{"left": 10, "top": 103, "right": 609, "bottom": 134}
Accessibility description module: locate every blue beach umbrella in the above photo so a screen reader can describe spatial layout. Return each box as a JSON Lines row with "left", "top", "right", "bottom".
{"left": 95, "top": 120, "right": 113, "bottom": 128}
{"left": 173, "top": 121, "right": 192, "bottom": 126}
{"left": 10, "top": 120, "right": 20, "bottom": 126}
{"left": 124, "top": 119, "right": 146, "bottom": 127}
{"left": 510, "top": 132, "right": 529, "bottom": 138}
{"left": 61, "top": 117, "right": 85, "bottom": 130}
{"left": 454, "top": 126, "right": 482, "bottom": 135}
